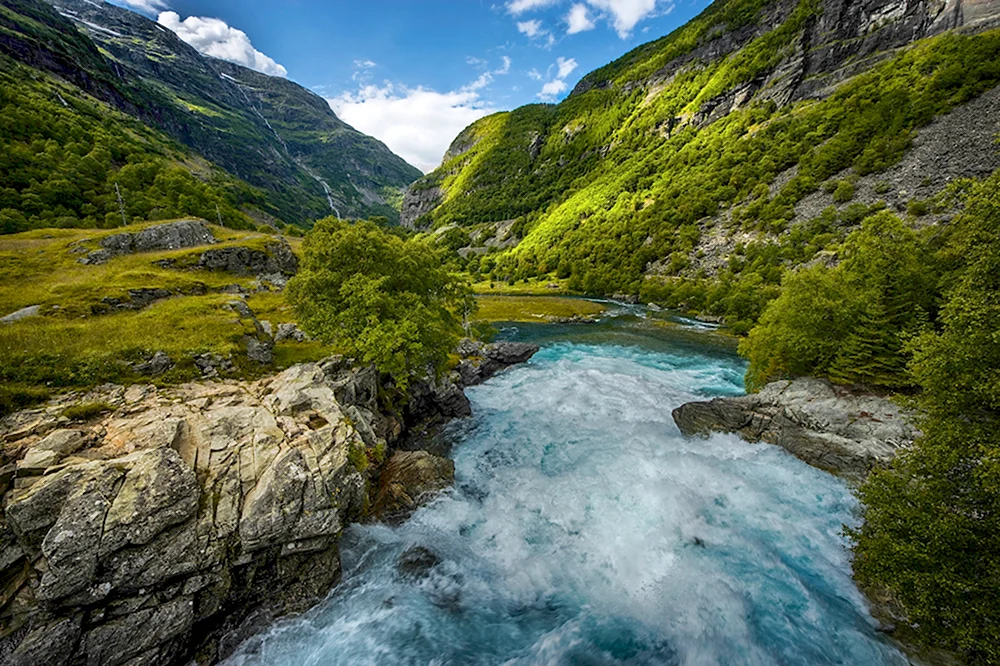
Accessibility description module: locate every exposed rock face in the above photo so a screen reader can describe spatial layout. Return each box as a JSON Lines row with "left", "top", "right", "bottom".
{"left": 94, "top": 287, "right": 174, "bottom": 314}
{"left": 400, "top": 185, "right": 443, "bottom": 229}
{"left": 672, "top": 377, "right": 918, "bottom": 479}
{"left": 456, "top": 339, "right": 541, "bottom": 387}
{"left": 372, "top": 451, "right": 455, "bottom": 524}
{"left": 0, "top": 358, "right": 425, "bottom": 665}
{"left": 133, "top": 351, "right": 174, "bottom": 377}
{"left": 198, "top": 239, "right": 299, "bottom": 281}
{"left": 0, "top": 335, "right": 542, "bottom": 664}
{"left": 274, "top": 322, "right": 307, "bottom": 343}
{"left": 83, "top": 220, "right": 215, "bottom": 265}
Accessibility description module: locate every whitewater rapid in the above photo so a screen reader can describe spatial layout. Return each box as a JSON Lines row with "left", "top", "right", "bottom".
{"left": 226, "top": 327, "right": 907, "bottom": 665}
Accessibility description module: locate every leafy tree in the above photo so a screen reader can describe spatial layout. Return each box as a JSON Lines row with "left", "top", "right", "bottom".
{"left": 850, "top": 173, "right": 1000, "bottom": 662}
{"left": 740, "top": 213, "right": 932, "bottom": 389}
{"left": 286, "top": 218, "right": 470, "bottom": 388}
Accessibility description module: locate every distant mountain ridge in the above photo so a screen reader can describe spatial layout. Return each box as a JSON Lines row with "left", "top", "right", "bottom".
{"left": 0, "top": 0, "right": 421, "bottom": 226}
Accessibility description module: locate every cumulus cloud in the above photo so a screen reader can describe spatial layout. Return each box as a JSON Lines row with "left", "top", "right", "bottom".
{"left": 517, "top": 19, "right": 545, "bottom": 38}
{"left": 496, "top": 55, "right": 513, "bottom": 75}
{"left": 566, "top": 4, "right": 596, "bottom": 34}
{"left": 537, "top": 56, "right": 578, "bottom": 101}
{"left": 586, "top": 0, "right": 659, "bottom": 37}
{"left": 507, "top": 0, "right": 561, "bottom": 14}
{"left": 540, "top": 79, "right": 568, "bottom": 98}
{"left": 556, "top": 56, "right": 578, "bottom": 79}
{"left": 509, "top": 0, "right": 664, "bottom": 39}
{"left": 157, "top": 11, "right": 288, "bottom": 77}
{"left": 328, "top": 82, "right": 496, "bottom": 173}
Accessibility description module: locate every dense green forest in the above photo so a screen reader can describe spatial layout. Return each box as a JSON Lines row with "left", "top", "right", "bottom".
{"left": 415, "top": 8, "right": 1000, "bottom": 336}
{"left": 752, "top": 171, "right": 1000, "bottom": 662}
{"left": 0, "top": 57, "right": 275, "bottom": 233}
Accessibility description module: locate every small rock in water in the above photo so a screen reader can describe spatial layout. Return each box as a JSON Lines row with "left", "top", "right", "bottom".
{"left": 397, "top": 546, "right": 441, "bottom": 580}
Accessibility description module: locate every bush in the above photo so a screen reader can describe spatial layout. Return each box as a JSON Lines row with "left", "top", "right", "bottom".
{"left": 832, "top": 180, "right": 855, "bottom": 203}
{"left": 0, "top": 384, "right": 50, "bottom": 418}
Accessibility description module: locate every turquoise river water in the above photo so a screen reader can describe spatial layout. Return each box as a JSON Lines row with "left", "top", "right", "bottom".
{"left": 225, "top": 309, "right": 908, "bottom": 666}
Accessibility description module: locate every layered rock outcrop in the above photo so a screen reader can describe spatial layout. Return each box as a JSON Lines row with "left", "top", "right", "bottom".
{"left": 0, "top": 357, "right": 449, "bottom": 665}
{"left": 0, "top": 339, "right": 539, "bottom": 664}
{"left": 81, "top": 220, "right": 216, "bottom": 265}
{"left": 672, "top": 377, "right": 918, "bottom": 479}
{"left": 197, "top": 239, "right": 299, "bottom": 282}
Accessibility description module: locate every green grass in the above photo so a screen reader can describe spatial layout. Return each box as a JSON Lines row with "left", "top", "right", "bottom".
{"left": 62, "top": 401, "right": 114, "bottom": 421}
{"left": 0, "top": 221, "right": 324, "bottom": 394}
{"left": 473, "top": 295, "right": 607, "bottom": 322}
{"left": 470, "top": 277, "right": 571, "bottom": 295}
{"left": 0, "top": 222, "right": 269, "bottom": 316}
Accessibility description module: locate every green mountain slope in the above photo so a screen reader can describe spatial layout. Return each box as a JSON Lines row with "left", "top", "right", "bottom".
{"left": 0, "top": 0, "right": 421, "bottom": 229}
{"left": 406, "top": 0, "right": 1000, "bottom": 327}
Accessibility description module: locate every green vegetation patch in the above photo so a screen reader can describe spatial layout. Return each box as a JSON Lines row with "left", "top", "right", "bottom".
{"left": 473, "top": 295, "right": 607, "bottom": 323}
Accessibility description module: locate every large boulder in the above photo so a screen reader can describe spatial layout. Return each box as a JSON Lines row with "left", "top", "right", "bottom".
{"left": 83, "top": 220, "right": 215, "bottom": 264}
{"left": 672, "top": 377, "right": 918, "bottom": 479}
{"left": 0, "top": 359, "right": 396, "bottom": 665}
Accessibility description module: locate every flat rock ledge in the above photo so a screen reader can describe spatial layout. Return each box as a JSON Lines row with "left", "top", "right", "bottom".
{"left": 672, "top": 377, "right": 919, "bottom": 479}
{"left": 0, "top": 358, "right": 463, "bottom": 666}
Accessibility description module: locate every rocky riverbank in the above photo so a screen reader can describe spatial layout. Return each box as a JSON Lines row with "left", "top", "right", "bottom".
{"left": 0, "top": 341, "right": 538, "bottom": 665}
{"left": 672, "top": 377, "right": 919, "bottom": 479}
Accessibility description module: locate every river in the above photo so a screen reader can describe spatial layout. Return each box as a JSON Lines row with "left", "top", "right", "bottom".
{"left": 225, "top": 311, "right": 908, "bottom": 665}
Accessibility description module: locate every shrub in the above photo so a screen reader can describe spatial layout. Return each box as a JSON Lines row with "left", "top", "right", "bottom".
{"left": 62, "top": 401, "right": 114, "bottom": 421}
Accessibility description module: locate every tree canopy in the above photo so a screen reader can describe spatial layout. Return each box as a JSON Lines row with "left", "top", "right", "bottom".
{"left": 286, "top": 218, "right": 470, "bottom": 388}
{"left": 849, "top": 173, "right": 1000, "bottom": 662}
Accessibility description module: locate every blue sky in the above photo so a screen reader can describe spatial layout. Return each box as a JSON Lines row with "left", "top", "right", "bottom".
{"left": 114, "top": 0, "right": 713, "bottom": 171}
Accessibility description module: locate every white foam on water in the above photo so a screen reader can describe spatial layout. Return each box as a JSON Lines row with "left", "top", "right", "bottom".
{"left": 225, "top": 341, "right": 907, "bottom": 666}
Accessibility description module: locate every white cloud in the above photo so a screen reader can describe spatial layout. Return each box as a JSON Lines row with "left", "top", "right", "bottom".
{"left": 586, "top": 0, "right": 659, "bottom": 38}
{"left": 157, "top": 11, "right": 287, "bottom": 77}
{"left": 507, "top": 0, "right": 561, "bottom": 14}
{"left": 537, "top": 56, "right": 578, "bottom": 101}
{"left": 496, "top": 55, "right": 512, "bottom": 75}
{"left": 354, "top": 59, "right": 376, "bottom": 69}
{"left": 516, "top": 19, "right": 544, "bottom": 38}
{"left": 466, "top": 71, "right": 493, "bottom": 91}
{"left": 528, "top": 68, "right": 544, "bottom": 80}
{"left": 540, "top": 80, "right": 568, "bottom": 97}
{"left": 566, "top": 4, "right": 596, "bottom": 33}
{"left": 328, "top": 82, "right": 496, "bottom": 173}
{"left": 556, "top": 56, "right": 578, "bottom": 79}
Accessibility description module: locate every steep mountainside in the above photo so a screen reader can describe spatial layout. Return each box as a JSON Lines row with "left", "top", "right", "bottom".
{"left": 406, "top": 0, "right": 1000, "bottom": 322}
{"left": 0, "top": 0, "right": 421, "bottom": 227}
